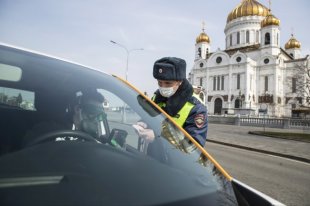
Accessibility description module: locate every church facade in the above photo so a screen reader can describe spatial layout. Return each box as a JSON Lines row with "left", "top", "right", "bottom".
{"left": 189, "top": 0, "right": 309, "bottom": 118}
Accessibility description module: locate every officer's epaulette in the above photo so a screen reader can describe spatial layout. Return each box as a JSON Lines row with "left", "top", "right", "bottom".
{"left": 188, "top": 96, "right": 200, "bottom": 105}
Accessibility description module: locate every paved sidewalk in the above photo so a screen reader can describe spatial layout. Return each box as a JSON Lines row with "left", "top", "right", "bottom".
{"left": 206, "top": 123, "right": 310, "bottom": 163}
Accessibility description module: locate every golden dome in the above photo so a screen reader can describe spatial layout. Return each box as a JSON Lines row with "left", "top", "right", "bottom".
{"left": 261, "top": 12, "right": 280, "bottom": 27}
{"left": 285, "top": 34, "right": 301, "bottom": 49}
{"left": 227, "top": 0, "right": 269, "bottom": 23}
{"left": 196, "top": 32, "right": 210, "bottom": 44}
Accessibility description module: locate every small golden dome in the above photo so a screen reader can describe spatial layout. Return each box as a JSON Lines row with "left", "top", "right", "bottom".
{"left": 261, "top": 11, "right": 280, "bottom": 27}
{"left": 196, "top": 32, "right": 210, "bottom": 44}
{"left": 227, "top": 0, "right": 269, "bottom": 23}
{"left": 285, "top": 34, "right": 301, "bottom": 49}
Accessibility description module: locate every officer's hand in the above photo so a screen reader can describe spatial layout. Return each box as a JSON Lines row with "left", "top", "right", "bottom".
{"left": 132, "top": 122, "right": 155, "bottom": 142}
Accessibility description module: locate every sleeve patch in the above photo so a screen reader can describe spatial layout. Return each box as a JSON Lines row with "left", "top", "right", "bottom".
{"left": 194, "top": 114, "right": 205, "bottom": 128}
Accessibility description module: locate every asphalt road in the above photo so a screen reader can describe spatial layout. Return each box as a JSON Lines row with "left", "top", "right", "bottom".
{"left": 206, "top": 142, "right": 310, "bottom": 206}
{"left": 207, "top": 123, "right": 310, "bottom": 162}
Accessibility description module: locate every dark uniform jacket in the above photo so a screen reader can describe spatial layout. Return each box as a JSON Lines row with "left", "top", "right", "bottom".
{"left": 152, "top": 79, "right": 208, "bottom": 146}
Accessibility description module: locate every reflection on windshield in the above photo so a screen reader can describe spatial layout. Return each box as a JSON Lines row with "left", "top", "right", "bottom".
{"left": 146, "top": 121, "right": 238, "bottom": 205}
{"left": 0, "top": 86, "right": 35, "bottom": 111}
{"left": 71, "top": 73, "right": 238, "bottom": 204}
{"left": 161, "top": 119, "right": 197, "bottom": 153}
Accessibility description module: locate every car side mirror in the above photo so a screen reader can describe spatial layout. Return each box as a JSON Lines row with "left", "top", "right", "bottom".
{"left": 137, "top": 95, "right": 161, "bottom": 117}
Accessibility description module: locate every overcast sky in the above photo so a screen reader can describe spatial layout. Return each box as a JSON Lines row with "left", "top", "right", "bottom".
{"left": 1, "top": 0, "right": 309, "bottom": 95}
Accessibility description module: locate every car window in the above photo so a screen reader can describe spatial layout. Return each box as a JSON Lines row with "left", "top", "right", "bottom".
{"left": 0, "top": 86, "right": 35, "bottom": 111}
{"left": 98, "top": 89, "right": 142, "bottom": 149}
{"left": 0, "top": 63, "right": 22, "bottom": 81}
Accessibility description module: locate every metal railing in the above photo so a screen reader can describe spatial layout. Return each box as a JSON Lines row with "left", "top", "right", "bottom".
{"left": 209, "top": 116, "right": 310, "bottom": 130}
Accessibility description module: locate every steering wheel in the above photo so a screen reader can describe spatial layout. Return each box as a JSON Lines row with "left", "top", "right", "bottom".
{"left": 27, "top": 130, "right": 98, "bottom": 147}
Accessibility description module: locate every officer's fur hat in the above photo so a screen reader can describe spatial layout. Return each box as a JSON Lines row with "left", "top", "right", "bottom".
{"left": 153, "top": 57, "right": 186, "bottom": 81}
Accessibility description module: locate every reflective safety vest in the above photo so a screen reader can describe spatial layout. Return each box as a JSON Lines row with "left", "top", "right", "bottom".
{"left": 152, "top": 95, "right": 195, "bottom": 127}
{"left": 193, "top": 93, "right": 204, "bottom": 104}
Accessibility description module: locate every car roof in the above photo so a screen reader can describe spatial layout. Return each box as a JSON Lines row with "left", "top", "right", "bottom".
{"left": 0, "top": 43, "right": 112, "bottom": 98}
{"left": 0, "top": 42, "right": 107, "bottom": 75}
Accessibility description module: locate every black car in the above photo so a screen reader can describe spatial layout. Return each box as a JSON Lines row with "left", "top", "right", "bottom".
{"left": 0, "top": 43, "right": 284, "bottom": 206}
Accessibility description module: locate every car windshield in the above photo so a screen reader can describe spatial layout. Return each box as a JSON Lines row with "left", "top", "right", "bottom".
{"left": 0, "top": 44, "right": 238, "bottom": 205}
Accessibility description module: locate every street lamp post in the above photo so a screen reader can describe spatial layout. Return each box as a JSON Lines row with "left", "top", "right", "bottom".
{"left": 110, "top": 40, "right": 143, "bottom": 123}
{"left": 110, "top": 40, "right": 143, "bottom": 81}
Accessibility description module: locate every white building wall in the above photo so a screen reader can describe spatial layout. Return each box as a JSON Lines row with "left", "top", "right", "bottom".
{"left": 224, "top": 16, "right": 265, "bottom": 50}
{"left": 195, "top": 43, "right": 211, "bottom": 60}
{"left": 190, "top": 7, "right": 308, "bottom": 117}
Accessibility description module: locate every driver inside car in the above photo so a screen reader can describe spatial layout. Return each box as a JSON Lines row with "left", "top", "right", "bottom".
{"left": 23, "top": 89, "right": 121, "bottom": 147}
{"left": 72, "top": 90, "right": 107, "bottom": 140}
{"left": 72, "top": 90, "right": 123, "bottom": 148}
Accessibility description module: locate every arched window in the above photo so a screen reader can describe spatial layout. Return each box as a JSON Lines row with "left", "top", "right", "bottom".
{"left": 237, "top": 74, "right": 240, "bottom": 89}
{"left": 265, "top": 33, "right": 270, "bottom": 45}
{"left": 230, "top": 34, "right": 232, "bottom": 46}
{"left": 246, "top": 31, "right": 250, "bottom": 43}
{"left": 292, "top": 78, "right": 297, "bottom": 93}
{"left": 235, "top": 99, "right": 241, "bottom": 108}
{"left": 237, "top": 32, "right": 240, "bottom": 44}
{"left": 214, "top": 98, "right": 223, "bottom": 114}
{"left": 213, "top": 76, "right": 216, "bottom": 90}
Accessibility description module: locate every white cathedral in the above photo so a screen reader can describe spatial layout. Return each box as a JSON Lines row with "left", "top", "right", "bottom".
{"left": 189, "top": 0, "right": 309, "bottom": 118}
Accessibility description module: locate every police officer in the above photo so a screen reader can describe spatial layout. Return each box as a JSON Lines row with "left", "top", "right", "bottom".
{"left": 151, "top": 57, "right": 208, "bottom": 146}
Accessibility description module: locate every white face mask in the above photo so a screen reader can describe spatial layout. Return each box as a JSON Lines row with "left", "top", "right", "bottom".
{"left": 159, "top": 86, "right": 176, "bottom": 98}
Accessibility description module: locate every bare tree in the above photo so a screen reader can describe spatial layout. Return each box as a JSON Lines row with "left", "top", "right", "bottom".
{"left": 288, "top": 56, "right": 310, "bottom": 107}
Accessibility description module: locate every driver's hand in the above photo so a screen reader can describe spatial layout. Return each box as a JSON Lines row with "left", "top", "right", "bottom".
{"left": 133, "top": 122, "right": 155, "bottom": 142}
